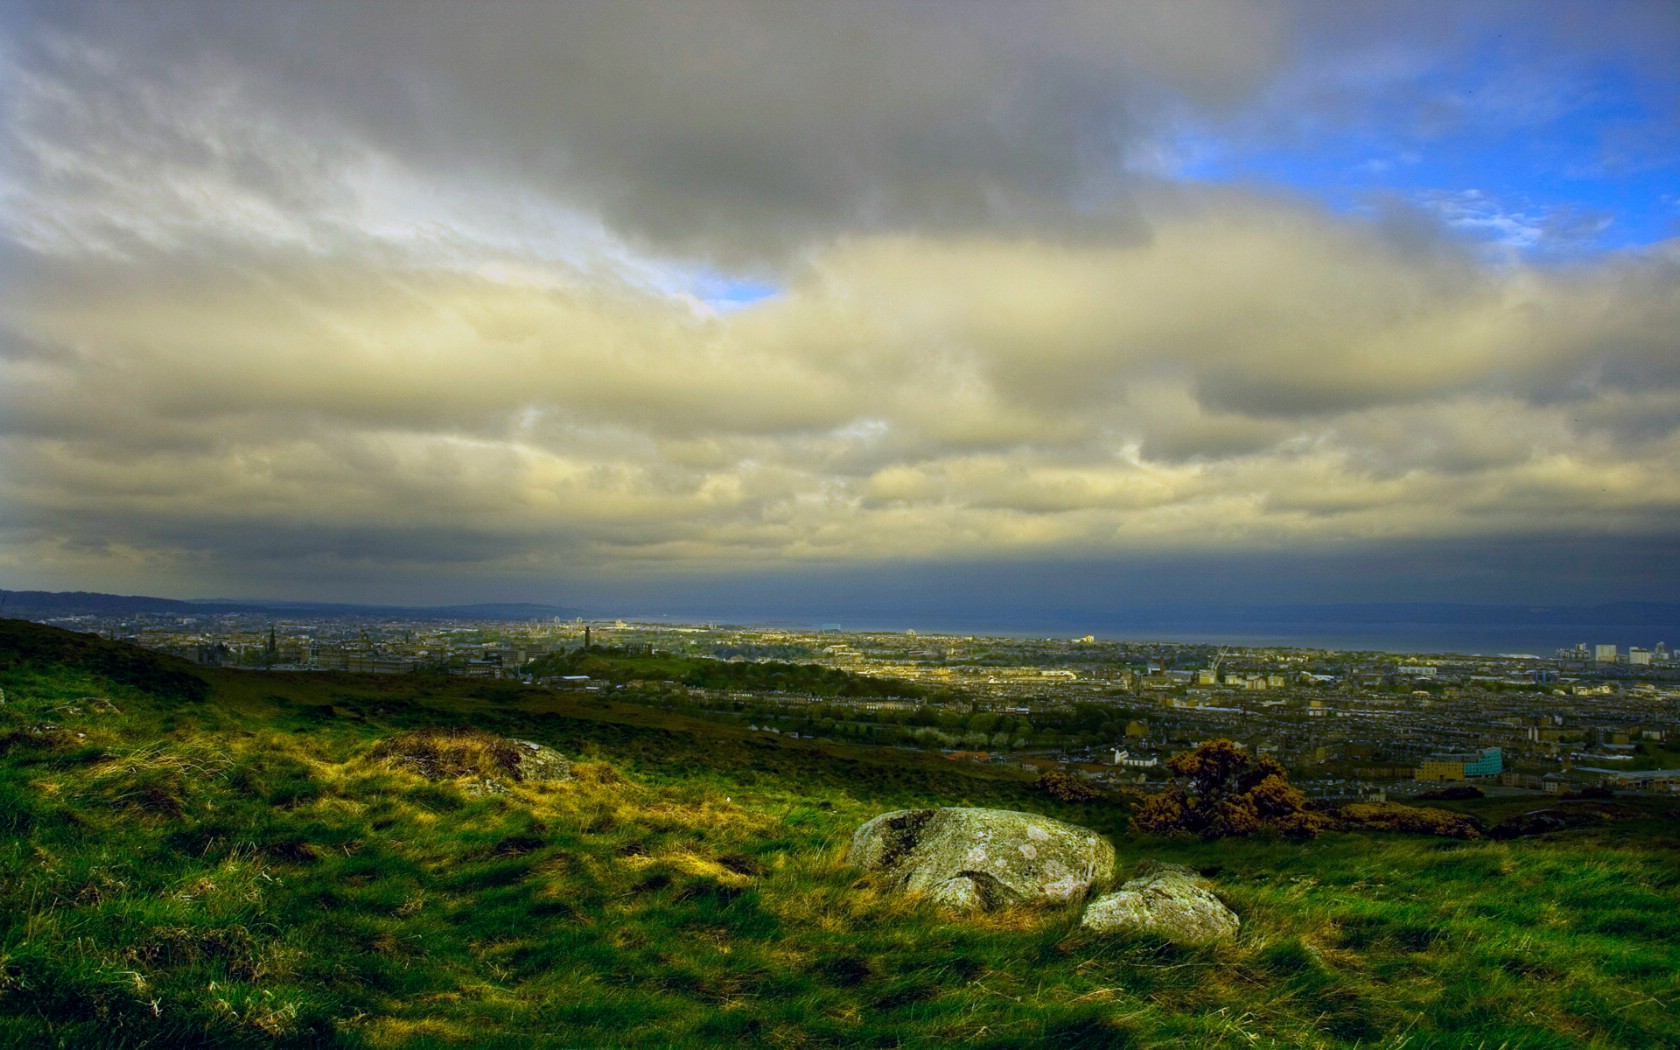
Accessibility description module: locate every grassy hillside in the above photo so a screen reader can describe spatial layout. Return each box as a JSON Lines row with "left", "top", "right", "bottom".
{"left": 2, "top": 619, "right": 1679, "bottom": 1048}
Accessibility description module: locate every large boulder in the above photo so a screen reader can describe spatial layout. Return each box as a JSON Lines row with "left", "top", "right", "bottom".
{"left": 847, "top": 807, "right": 1116, "bottom": 912}
{"left": 1080, "top": 860, "right": 1239, "bottom": 943}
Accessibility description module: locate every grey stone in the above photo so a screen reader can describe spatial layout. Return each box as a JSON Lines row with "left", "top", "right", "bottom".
{"left": 847, "top": 807, "right": 1116, "bottom": 912}
{"left": 508, "top": 739, "right": 572, "bottom": 782}
{"left": 1080, "top": 860, "right": 1239, "bottom": 943}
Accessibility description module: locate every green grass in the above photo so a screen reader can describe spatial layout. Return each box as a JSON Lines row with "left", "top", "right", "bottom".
{"left": 3, "top": 619, "right": 1679, "bottom": 1048}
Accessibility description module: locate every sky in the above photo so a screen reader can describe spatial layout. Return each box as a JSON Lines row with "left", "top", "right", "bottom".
{"left": 2, "top": 1, "right": 1678, "bottom": 619}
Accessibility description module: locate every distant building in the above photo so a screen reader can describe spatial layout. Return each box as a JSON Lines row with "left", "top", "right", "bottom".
{"left": 347, "top": 654, "right": 417, "bottom": 674}
{"left": 1110, "top": 749, "right": 1159, "bottom": 768}
{"left": 1594, "top": 644, "right": 1618, "bottom": 663}
{"left": 1414, "top": 759, "right": 1465, "bottom": 782}
{"left": 1463, "top": 747, "right": 1503, "bottom": 777}
{"left": 1571, "top": 767, "right": 1680, "bottom": 793}
{"left": 1628, "top": 648, "right": 1651, "bottom": 666}
{"left": 1415, "top": 747, "right": 1502, "bottom": 782}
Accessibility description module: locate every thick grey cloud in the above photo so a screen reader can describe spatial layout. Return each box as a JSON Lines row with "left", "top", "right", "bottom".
{"left": 6, "top": 1, "right": 1287, "bottom": 263}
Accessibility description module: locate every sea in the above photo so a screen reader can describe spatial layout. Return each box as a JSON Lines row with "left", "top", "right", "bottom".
{"left": 634, "top": 609, "right": 1680, "bottom": 658}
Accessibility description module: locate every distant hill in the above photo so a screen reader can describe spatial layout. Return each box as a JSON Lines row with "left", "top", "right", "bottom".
{"left": 0, "top": 589, "right": 213, "bottom": 616}
{"left": 0, "top": 589, "right": 586, "bottom": 621}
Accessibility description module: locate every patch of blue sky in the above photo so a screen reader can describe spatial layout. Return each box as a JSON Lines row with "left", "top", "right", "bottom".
{"left": 1176, "top": 59, "right": 1679, "bottom": 258}
{"left": 687, "top": 270, "right": 784, "bottom": 312}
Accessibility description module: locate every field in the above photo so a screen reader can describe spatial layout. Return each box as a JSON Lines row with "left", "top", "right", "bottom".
{"left": 2, "top": 619, "right": 1678, "bottom": 1048}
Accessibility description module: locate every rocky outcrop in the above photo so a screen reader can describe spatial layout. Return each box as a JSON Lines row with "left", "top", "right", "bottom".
{"left": 847, "top": 807, "right": 1115, "bottom": 912}
{"left": 371, "top": 727, "right": 571, "bottom": 794}
{"left": 1080, "top": 860, "right": 1238, "bottom": 944}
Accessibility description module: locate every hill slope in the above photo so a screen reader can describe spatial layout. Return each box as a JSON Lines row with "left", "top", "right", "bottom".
{"left": 2, "top": 619, "right": 1678, "bottom": 1048}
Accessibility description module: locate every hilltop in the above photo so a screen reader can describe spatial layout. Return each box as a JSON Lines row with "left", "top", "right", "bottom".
{"left": 2, "top": 618, "right": 1678, "bottom": 1048}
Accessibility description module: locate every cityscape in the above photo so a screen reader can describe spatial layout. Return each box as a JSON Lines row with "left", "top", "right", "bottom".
{"left": 31, "top": 605, "right": 1680, "bottom": 801}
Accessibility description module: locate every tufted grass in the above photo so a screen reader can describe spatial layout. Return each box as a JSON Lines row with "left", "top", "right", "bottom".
{"left": 3, "top": 619, "right": 1679, "bottom": 1048}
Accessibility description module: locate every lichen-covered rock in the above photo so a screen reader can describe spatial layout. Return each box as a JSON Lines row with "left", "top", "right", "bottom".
{"left": 506, "top": 738, "right": 572, "bottom": 782}
{"left": 1080, "top": 860, "right": 1238, "bottom": 943}
{"left": 847, "top": 807, "right": 1116, "bottom": 912}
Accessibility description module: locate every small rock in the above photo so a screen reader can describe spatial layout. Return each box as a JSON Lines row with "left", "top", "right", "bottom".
{"left": 1488, "top": 809, "right": 1579, "bottom": 839}
{"left": 1081, "top": 860, "right": 1239, "bottom": 944}
{"left": 847, "top": 807, "right": 1116, "bottom": 913}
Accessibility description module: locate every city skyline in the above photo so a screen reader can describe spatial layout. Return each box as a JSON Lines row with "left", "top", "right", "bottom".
{"left": 3, "top": 2, "right": 1679, "bottom": 613}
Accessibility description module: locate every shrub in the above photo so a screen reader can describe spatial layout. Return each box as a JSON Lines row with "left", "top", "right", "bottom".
{"left": 1416, "top": 784, "right": 1483, "bottom": 801}
{"left": 1336, "top": 802, "right": 1482, "bottom": 839}
{"left": 1035, "top": 770, "right": 1102, "bottom": 803}
{"left": 1564, "top": 785, "right": 1615, "bottom": 799}
{"left": 1132, "top": 739, "right": 1327, "bottom": 839}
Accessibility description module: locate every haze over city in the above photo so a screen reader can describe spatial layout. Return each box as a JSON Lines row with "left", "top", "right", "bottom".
{"left": 3, "top": 2, "right": 1678, "bottom": 621}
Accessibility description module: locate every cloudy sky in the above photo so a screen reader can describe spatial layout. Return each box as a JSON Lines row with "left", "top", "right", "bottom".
{"left": 2, "top": 1, "right": 1678, "bottom": 617}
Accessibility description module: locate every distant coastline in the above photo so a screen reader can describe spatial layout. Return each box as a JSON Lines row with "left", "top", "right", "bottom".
{"left": 8, "top": 589, "right": 1677, "bottom": 658}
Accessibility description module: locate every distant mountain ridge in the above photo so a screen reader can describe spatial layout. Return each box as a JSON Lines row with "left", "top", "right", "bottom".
{"left": 0, "top": 589, "right": 586, "bottom": 621}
